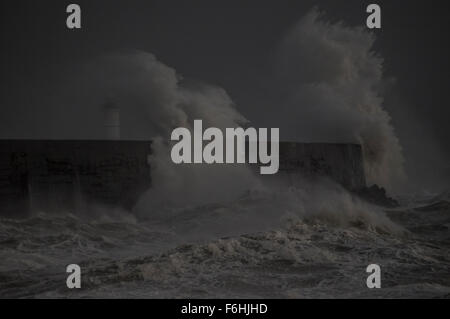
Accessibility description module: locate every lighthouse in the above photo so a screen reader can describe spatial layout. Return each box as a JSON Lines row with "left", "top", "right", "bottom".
{"left": 103, "top": 100, "right": 121, "bottom": 140}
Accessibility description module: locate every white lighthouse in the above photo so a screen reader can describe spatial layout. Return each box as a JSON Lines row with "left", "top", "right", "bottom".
{"left": 103, "top": 100, "right": 120, "bottom": 140}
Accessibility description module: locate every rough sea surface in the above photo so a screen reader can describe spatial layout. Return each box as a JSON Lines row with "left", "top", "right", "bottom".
{"left": 0, "top": 188, "right": 449, "bottom": 299}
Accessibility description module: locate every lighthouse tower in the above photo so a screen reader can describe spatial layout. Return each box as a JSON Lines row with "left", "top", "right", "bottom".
{"left": 103, "top": 100, "right": 120, "bottom": 140}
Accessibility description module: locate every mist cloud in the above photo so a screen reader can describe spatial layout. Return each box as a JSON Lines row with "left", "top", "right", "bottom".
{"left": 77, "top": 51, "right": 259, "bottom": 211}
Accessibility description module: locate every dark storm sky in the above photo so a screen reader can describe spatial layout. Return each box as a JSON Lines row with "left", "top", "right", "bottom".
{"left": 1, "top": 0, "right": 449, "bottom": 189}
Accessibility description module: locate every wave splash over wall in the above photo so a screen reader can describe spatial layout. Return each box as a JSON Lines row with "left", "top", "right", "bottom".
{"left": 273, "top": 8, "right": 405, "bottom": 191}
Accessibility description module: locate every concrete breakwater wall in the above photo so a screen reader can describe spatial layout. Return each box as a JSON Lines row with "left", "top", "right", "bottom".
{"left": 276, "top": 142, "right": 366, "bottom": 190}
{"left": 0, "top": 140, "right": 152, "bottom": 216}
{"left": 0, "top": 140, "right": 366, "bottom": 216}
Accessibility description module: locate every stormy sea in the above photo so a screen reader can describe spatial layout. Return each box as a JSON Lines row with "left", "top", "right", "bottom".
{"left": 1, "top": 181, "right": 449, "bottom": 299}
{"left": 1, "top": 8, "right": 449, "bottom": 299}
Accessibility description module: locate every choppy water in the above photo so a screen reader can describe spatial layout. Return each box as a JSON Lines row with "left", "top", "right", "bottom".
{"left": 0, "top": 187, "right": 449, "bottom": 299}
